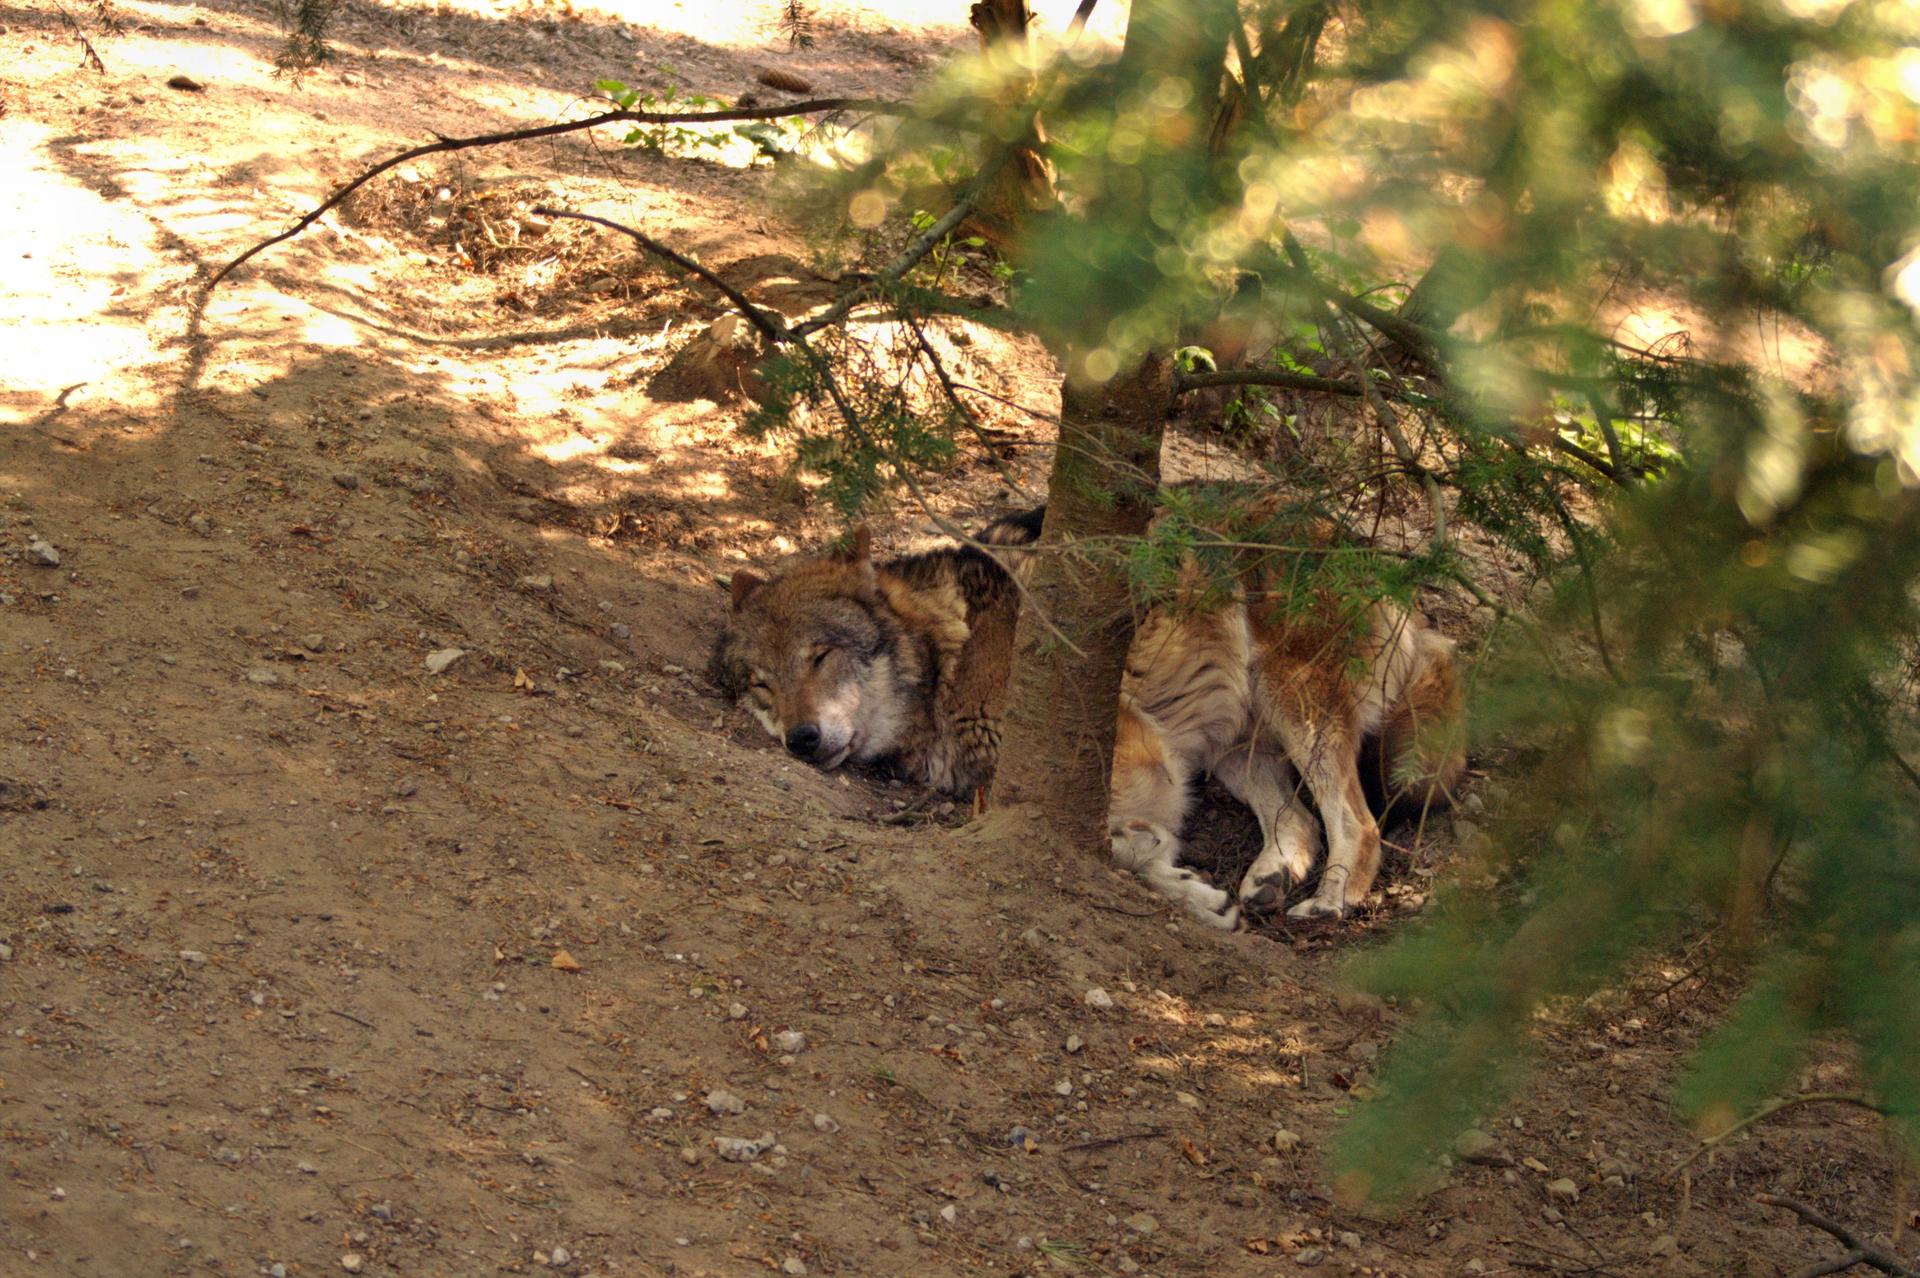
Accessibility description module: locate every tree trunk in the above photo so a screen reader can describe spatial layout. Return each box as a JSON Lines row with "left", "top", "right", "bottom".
{"left": 967, "top": 0, "right": 1056, "bottom": 247}
{"left": 991, "top": 356, "right": 1170, "bottom": 846}
{"left": 986, "top": 0, "right": 1233, "bottom": 848}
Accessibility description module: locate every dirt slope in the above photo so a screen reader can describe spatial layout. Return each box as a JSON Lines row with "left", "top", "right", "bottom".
{"left": 0, "top": 1, "right": 1910, "bottom": 1276}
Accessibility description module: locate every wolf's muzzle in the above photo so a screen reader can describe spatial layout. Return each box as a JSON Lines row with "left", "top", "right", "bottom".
{"left": 785, "top": 723, "right": 823, "bottom": 758}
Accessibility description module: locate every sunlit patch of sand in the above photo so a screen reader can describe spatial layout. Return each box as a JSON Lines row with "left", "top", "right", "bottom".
{"left": 0, "top": 121, "right": 194, "bottom": 425}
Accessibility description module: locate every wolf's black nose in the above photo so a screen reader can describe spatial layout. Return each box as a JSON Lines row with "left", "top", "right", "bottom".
{"left": 786, "top": 723, "right": 822, "bottom": 757}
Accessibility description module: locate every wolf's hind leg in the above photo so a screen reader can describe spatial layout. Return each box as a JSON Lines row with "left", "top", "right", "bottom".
{"left": 1108, "top": 822, "right": 1239, "bottom": 929}
{"left": 1212, "top": 747, "right": 1321, "bottom": 912}
{"left": 1108, "top": 704, "right": 1238, "bottom": 929}
{"left": 1271, "top": 719, "right": 1380, "bottom": 920}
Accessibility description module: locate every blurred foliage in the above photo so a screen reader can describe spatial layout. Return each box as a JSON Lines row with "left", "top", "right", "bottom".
{"left": 710, "top": 0, "right": 1920, "bottom": 1199}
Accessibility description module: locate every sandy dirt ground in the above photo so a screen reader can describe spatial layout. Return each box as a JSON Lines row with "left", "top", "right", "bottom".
{"left": 1, "top": 1, "right": 1913, "bottom": 1275}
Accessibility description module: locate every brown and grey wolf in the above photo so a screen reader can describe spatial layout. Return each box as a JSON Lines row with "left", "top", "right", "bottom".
{"left": 710, "top": 506, "right": 1464, "bottom": 927}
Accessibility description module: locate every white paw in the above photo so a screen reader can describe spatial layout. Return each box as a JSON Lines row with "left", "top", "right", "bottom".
{"left": 1108, "top": 819, "right": 1175, "bottom": 872}
{"left": 1286, "top": 894, "right": 1346, "bottom": 921}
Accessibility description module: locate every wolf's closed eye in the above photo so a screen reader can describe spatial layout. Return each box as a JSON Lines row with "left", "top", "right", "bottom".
{"left": 810, "top": 647, "right": 835, "bottom": 669}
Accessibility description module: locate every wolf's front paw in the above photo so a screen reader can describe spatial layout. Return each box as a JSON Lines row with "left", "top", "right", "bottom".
{"left": 1108, "top": 819, "right": 1175, "bottom": 871}
{"left": 1285, "top": 894, "right": 1347, "bottom": 921}
{"left": 1197, "top": 900, "right": 1241, "bottom": 931}
{"left": 1239, "top": 869, "right": 1289, "bottom": 912}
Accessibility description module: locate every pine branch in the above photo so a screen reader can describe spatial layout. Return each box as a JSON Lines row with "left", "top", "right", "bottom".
{"left": 791, "top": 145, "right": 1016, "bottom": 338}
{"left": 782, "top": 0, "right": 815, "bottom": 49}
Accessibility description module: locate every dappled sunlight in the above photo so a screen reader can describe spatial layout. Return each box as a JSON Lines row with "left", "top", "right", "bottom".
{"left": 0, "top": 121, "right": 190, "bottom": 425}
{"left": 1119, "top": 988, "right": 1321, "bottom": 1097}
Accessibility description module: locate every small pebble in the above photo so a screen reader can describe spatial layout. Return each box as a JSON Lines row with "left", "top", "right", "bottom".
{"left": 772, "top": 1030, "right": 807, "bottom": 1054}
{"left": 26, "top": 538, "right": 60, "bottom": 566}
{"left": 1271, "top": 1129, "right": 1301, "bottom": 1153}
{"left": 424, "top": 647, "right": 465, "bottom": 674}
{"left": 1546, "top": 1177, "right": 1580, "bottom": 1201}
{"left": 1083, "top": 987, "right": 1114, "bottom": 1010}
{"left": 1296, "top": 1246, "right": 1324, "bottom": 1266}
{"left": 1123, "top": 1212, "right": 1158, "bottom": 1234}
{"left": 244, "top": 668, "right": 279, "bottom": 686}
{"left": 550, "top": 1245, "right": 571, "bottom": 1267}
{"left": 939, "top": 1205, "right": 957, "bottom": 1224}
{"left": 811, "top": 1113, "right": 839, "bottom": 1134}
{"left": 781, "top": 1259, "right": 808, "bottom": 1277}
{"left": 332, "top": 472, "right": 359, "bottom": 490}
{"left": 1064, "top": 1034, "right": 1083, "bottom": 1054}
{"left": 339, "top": 1256, "right": 363, "bottom": 1274}
{"left": 705, "top": 1089, "right": 746, "bottom": 1116}
{"left": 713, "top": 1132, "right": 775, "bottom": 1162}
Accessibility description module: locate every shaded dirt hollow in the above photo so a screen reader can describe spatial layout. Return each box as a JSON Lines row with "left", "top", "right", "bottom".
{"left": 1, "top": 1, "right": 1911, "bottom": 1275}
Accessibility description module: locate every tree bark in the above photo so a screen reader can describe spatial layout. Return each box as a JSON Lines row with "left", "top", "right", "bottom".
{"left": 987, "top": 0, "right": 1234, "bottom": 848}
{"left": 991, "top": 356, "right": 1170, "bottom": 846}
{"left": 967, "top": 0, "right": 1056, "bottom": 247}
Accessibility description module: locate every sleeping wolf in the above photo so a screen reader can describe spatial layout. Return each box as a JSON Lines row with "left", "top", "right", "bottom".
{"left": 710, "top": 507, "right": 1464, "bottom": 927}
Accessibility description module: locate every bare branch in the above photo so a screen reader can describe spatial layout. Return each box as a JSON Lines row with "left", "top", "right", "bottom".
{"left": 1065, "top": 0, "right": 1101, "bottom": 41}
{"left": 1669, "top": 1094, "right": 1888, "bottom": 1178}
{"left": 1757, "top": 1193, "right": 1916, "bottom": 1278}
{"left": 208, "top": 97, "right": 895, "bottom": 288}
{"left": 1174, "top": 367, "right": 1368, "bottom": 399}
{"left": 532, "top": 207, "right": 789, "bottom": 344}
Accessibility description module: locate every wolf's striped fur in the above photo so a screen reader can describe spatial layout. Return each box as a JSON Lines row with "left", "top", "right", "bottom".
{"left": 711, "top": 506, "right": 1463, "bottom": 926}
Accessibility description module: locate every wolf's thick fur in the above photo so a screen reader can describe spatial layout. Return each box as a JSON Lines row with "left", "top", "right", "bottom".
{"left": 711, "top": 507, "right": 1463, "bottom": 926}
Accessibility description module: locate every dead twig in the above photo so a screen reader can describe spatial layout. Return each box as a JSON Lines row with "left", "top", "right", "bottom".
{"left": 531, "top": 208, "right": 787, "bottom": 343}
{"left": 1061, "top": 1127, "right": 1167, "bottom": 1154}
{"left": 1757, "top": 1193, "right": 1917, "bottom": 1278}
{"left": 51, "top": 1, "right": 107, "bottom": 71}
{"left": 1670, "top": 1094, "right": 1888, "bottom": 1178}
{"left": 208, "top": 98, "right": 894, "bottom": 287}
{"left": 326, "top": 1008, "right": 375, "bottom": 1030}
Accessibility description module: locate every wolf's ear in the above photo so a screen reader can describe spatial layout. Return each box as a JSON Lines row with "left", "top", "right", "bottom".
{"left": 833, "top": 525, "right": 873, "bottom": 563}
{"left": 845, "top": 525, "right": 879, "bottom": 599}
{"left": 728, "top": 570, "right": 765, "bottom": 609}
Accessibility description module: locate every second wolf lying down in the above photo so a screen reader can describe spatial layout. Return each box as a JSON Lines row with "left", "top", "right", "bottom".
{"left": 710, "top": 507, "right": 1464, "bottom": 927}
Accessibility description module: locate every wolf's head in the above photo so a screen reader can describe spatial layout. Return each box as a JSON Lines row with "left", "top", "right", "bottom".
{"left": 709, "top": 529, "right": 913, "bottom": 772}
